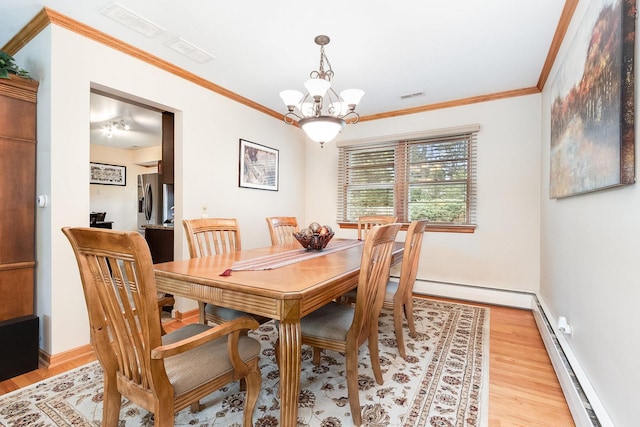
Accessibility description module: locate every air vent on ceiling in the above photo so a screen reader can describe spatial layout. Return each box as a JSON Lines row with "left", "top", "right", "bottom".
{"left": 165, "top": 38, "right": 215, "bottom": 64}
{"left": 100, "top": 2, "right": 166, "bottom": 38}
{"left": 400, "top": 91, "right": 425, "bottom": 100}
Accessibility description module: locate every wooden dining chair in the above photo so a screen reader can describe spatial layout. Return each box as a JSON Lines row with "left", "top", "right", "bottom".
{"left": 383, "top": 219, "right": 428, "bottom": 359}
{"left": 183, "top": 218, "right": 270, "bottom": 326}
{"left": 156, "top": 293, "right": 175, "bottom": 335}
{"left": 357, "top": 215, "right": 397, "bottom": 240}
{"left": 299, "top": 223, "right": 401, "bottom": 426}
{"left": 62, "top": 227, "right": 261, "bottom": 427}
{"left": 341, "top": 220, "right": 428, "bottom": 358}
{"left": 265, "top": 216, "right": 299, "bottom": 246}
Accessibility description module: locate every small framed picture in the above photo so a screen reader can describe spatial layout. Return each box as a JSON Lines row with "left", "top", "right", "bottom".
{"left": 90, "top": 162, "right": 127, "bottom": 186}
{"left": 239, "top": 139, "right": 279, "bottom": 191}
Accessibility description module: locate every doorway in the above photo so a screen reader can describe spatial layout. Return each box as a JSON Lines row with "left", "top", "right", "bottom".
{"left": 89, "top": 89, "right": 175, "bottom": 232}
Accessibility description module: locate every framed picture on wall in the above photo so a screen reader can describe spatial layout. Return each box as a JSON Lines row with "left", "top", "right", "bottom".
{"left": 90, "top": 162, "right": 127, "bottom": 186}
{"left": 239, "top": 139, "right": 279, "bottom": 191}
{"left": 549, "top": 0, "right": 635, "bottom": 198}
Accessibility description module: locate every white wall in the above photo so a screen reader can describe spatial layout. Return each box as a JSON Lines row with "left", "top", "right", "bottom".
{"left": 540, "top": 0, "right": 639, "bottom": 425}
{"left": 307, "top": 95, "right": 542, "bottom": 293}
{"left": 17, "top": 24, "right": 305, "bottom": 356}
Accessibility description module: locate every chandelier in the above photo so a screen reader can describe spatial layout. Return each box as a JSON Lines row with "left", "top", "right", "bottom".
{"left": 280, "top": 35, "right": 364, "bottom": 147}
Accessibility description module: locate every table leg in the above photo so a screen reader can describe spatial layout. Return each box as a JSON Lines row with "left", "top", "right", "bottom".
{"left": 278, "top": 320, "right": 301, "bottom": 427}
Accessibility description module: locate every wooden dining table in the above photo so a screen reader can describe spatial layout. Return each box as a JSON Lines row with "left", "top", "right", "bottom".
{"left": 153, "top": 239, "right": 403, "bottom": 427}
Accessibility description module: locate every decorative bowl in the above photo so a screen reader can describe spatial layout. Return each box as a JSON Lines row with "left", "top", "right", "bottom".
{"left": 293, "top": 231, "right": 335, "bottom": 251}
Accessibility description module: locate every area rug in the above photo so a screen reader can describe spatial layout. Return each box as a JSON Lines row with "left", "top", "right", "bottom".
{"left": 0, "top": 298, "right": 489, "bottom": 427}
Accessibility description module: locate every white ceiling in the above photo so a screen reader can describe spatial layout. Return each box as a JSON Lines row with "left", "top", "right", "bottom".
{"left": 1, "top": 1, "right": 568, "bottom": 148}
{"left": 89, "top": 91, "right": 162, "bottom": 149}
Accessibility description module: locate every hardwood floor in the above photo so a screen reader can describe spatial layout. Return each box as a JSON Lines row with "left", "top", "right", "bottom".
{"left": 0, "top": 298, "right": 575, "bottom": 426}
{"left": 484, "top": 302, "right": 575, "bottom": 427}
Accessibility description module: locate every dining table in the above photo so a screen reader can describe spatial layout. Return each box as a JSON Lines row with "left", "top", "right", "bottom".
{"left": 153, "top": 238, "right": 403, "bottom": 427}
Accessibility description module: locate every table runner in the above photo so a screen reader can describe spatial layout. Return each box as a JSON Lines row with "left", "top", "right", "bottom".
{"left": 219, "top": 239, "right": 363, "bottom": 276}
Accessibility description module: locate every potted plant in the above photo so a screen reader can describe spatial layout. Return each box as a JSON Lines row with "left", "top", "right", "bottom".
{"left": 0, "top": 51, "right": 31, "bottom": 79}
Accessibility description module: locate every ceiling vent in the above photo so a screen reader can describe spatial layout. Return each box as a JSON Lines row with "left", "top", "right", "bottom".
{"left": 400, "top": 91, "right": 425, "bottom": 100}
{"left": 100, "top": 2, "right": 166, "bottom": 38}
{"left": 165, "top": 38, "right": 214, "bottom": 63}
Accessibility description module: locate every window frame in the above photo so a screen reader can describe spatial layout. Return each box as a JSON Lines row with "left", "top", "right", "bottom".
{"left": 337, "top": 125, "right": 479, "bottom": 233}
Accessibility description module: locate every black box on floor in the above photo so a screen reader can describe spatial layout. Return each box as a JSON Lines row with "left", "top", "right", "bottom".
{"left": 0, "top": 315, "right": 39, "bottom": 381}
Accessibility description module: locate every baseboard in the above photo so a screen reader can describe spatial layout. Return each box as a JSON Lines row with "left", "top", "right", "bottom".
{"left": 412, "top": 278, "right": 534, "bottom": 308}
{"left": 413, "top": 278, "right": 612, "bottom": 427}
{"left": 172, "top": 308, "right": 198, "bottom": 321}
{"left": 39, "top": 344, "right": 94, "bottom": 369}
{"left": 533, "top": 296, "right": 613, "bottom": 427}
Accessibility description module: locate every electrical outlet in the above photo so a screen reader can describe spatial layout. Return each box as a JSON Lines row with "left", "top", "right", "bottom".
{"left": 557, "top": 316, "right": 573, "bottom": 336}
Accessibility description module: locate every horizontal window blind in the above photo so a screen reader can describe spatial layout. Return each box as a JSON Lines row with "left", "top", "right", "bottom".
{"left": 337, "top": 128, "right": 477, "bottom": 226}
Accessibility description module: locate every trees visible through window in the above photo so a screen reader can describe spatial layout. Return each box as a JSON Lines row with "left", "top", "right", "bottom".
{"left": 337, "top": 126, "right": 478, "bottom": 228}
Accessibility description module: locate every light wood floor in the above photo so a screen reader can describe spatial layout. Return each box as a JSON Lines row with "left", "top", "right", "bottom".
{"left": 0, "top": 298, "right": 575, "bottom": 426}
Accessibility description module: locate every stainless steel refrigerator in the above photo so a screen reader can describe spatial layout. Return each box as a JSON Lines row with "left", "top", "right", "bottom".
{"left": 137, "top": 173, "right": 174, "bottom": 231}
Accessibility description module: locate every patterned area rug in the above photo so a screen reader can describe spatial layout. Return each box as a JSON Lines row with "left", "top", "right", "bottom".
{"left": 0, "top": 298, "right": 489, "bottom": 427}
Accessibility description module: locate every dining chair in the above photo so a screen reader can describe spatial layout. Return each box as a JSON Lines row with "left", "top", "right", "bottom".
{"left": 265, "top": 216, "right": 299, "bottom": 246}
{"left": 299, "top": 222, "right": 401, "bottom": 426}
{"left": 62, "top": 227, "right": 261, "bottom": 427}
{"left": 156, "top": 293, "right": 175, "bottom": 335}
{"left": 357, "top": 215, "right": 397, "bottom": 240}
{"left": 383, "top": 219, "right": 428, "bottom": 358}
{"left": 340, "top": 220, "right": 428, "bottom": 358}
{"left": 183, "top": 218, "right": 270, "bottom": 326}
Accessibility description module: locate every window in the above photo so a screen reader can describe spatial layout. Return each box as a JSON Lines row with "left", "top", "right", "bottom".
{"left": 337, "top": 125, "right": 478, "bottom": 229}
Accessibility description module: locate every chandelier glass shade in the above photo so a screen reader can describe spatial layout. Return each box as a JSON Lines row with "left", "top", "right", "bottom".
{"left": 280, "top": 35, "right": 364, "bottom": 147}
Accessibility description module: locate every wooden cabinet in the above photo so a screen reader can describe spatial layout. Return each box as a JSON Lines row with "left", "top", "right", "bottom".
{"left": 161, "top": 112, "right": 174, "bottom": 184}
{"left": 144, "top": 226, "right": 174, "bottom": 264}
{"left": 0, "top": 75, "right": 38, "bottom": 321}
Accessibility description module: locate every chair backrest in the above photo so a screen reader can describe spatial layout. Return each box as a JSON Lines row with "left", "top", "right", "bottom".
{"left": 266, "top": 216, "right": 299, "bottom": 245}
{"left": 395, "top": 220, "right": 428, "bottom": 301}
{"left": 183, "top": 218, "right": 241, "bottom": 257}
{"left": 62, "top": 227, "right": 170, "bottom": 396}
{"left": 357, "top": 215, "right": 398, "bottom": 240}
{"left": 350, "top": 223, "right": 401, "bottom": 345}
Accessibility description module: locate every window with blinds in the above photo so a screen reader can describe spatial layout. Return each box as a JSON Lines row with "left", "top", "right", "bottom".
{"left": 337, "top": 127, "right": 478, "bottom": 227}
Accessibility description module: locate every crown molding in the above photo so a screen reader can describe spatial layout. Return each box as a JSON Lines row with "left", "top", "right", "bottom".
{"left": 2, "top": 3, "right": 578, "bottom": 123}
{"left": 2, "top": 7, "right": 283, "bottom": 121}
{"left": 359, "top": 87, "right": 540, "bottom": 122}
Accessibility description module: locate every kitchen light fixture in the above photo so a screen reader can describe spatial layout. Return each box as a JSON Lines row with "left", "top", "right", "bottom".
{"left": 103, "top": 119, "right": 130, "bottom": 138}
{"left": 280, "top": 35, "right": 364, "bottom": 147}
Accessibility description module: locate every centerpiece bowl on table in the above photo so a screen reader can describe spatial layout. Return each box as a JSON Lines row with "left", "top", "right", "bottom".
{"left": 293, "top": 222, "right": 334, "bottom": 250}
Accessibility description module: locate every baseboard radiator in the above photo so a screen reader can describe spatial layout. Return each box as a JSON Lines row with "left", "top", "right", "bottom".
{"left": 412, "top": 278, "right": 612, "bottom": 427}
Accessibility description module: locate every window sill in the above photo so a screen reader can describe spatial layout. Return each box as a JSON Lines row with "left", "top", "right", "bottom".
{"left": 337, "top": 223, "right": 476, "bottom": 234}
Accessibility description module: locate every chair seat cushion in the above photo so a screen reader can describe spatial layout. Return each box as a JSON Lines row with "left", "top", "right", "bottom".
{"left": 342, "top": 289, "right": 357, "bottom": 301}
{"left": 341, "top": 278, "right": 398, "bottom": 304}
{"left": 205, "top": 304, "right": 253, "bottom": 321}
{"left": 205, "top": 304, "right": 270, "bottom": 324}
{"left": 162, "top": 324, "right": 260, "bottom": 395}
{"left": 300, "top": 302, "right": 354, "bottom": 341}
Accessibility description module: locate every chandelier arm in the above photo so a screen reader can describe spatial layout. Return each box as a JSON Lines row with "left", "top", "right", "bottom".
{"left": 284, "top": 111, "right": 302, "bottom": 124}
{"left": 342, "top": 110, "right": 361, "bottom": 124}
{"left": 324, "top": 87, "right": 341, "bottom": 117}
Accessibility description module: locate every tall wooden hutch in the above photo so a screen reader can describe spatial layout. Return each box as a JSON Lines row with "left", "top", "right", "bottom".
{"left": 0, "top": 74, "right": 39, "bottom": 380}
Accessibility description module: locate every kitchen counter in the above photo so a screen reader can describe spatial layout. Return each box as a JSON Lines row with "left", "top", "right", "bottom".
{"left": 142, "top": 223, "right": 174, "bottom": 230}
